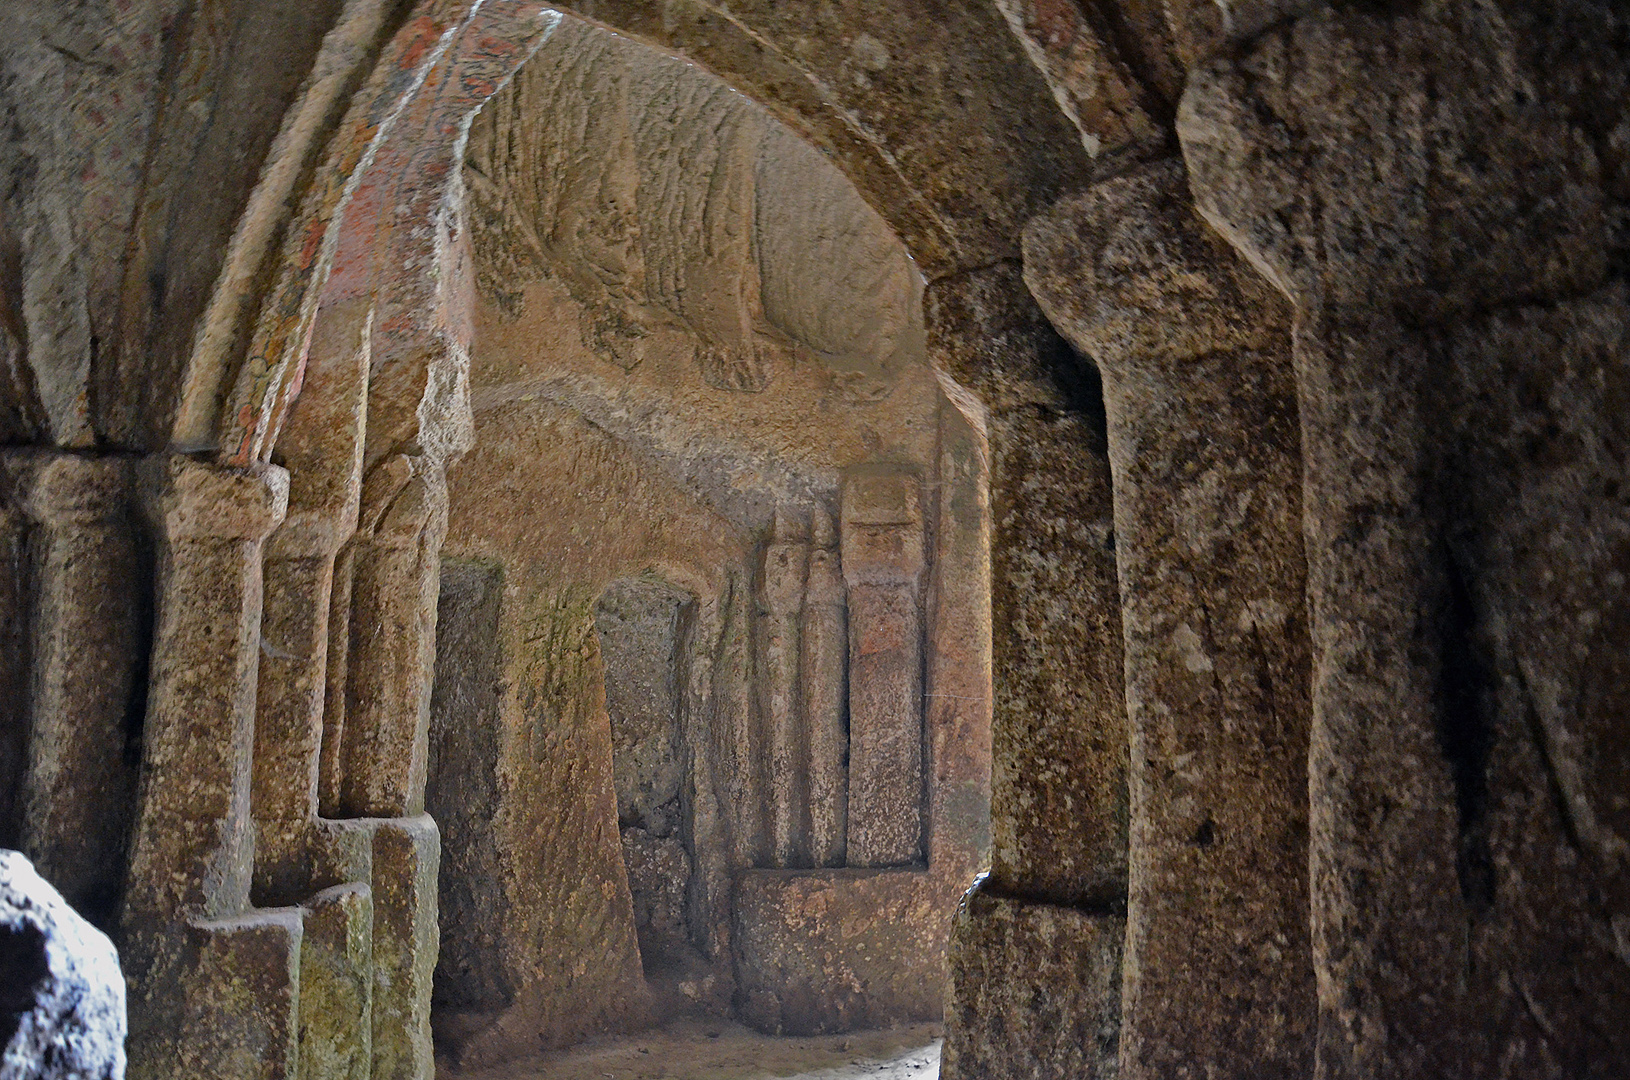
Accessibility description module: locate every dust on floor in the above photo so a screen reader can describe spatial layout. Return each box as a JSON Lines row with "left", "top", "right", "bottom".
{"left": 442, "top": 1020, "right": 942, "bottom": 1080}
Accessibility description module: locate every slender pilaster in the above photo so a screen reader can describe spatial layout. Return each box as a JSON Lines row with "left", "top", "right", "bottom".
{"left": 319, "top": 540, "right": 357, "bottom": 819}
{"left": 0, "top": 499, "right": 26, "bottom": 849}
{"left": 716, "top": 569, "right": 763, "bottom": 869}
{"left": 922, "top": 396, "right": 992, "bottom": 878}
{"left": 802, "top": 510, "right": 847, "bottom": 868}
{"left": 3, "top": 451, "right": 142, "bottom": 919}
{"left": 255, "top": 519, "right": 346, "bottom": 900}
{"left": 841, "top": 466, "right": 925, "bottom": 868}
{"left": 340, "top": 456, "right": 448, "bottom": 818}
{"left": 758, "top": 508, "right": 809, "bottom": 866}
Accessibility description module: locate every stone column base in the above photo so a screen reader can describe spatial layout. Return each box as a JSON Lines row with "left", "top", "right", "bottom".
{"left": 127, "top": 910, "right": 302, "bottom": 1080}
{"left": 941, "top": 879, "right": 1123, "bottom": 1080}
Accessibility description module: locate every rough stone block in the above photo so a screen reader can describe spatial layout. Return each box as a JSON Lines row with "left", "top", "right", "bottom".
{"left": 733, "top": 868, "right": 957, "bottom": 1035}
{"left": 941, "top": 881, "right": 1121, "bottom": 1080}
{"left": 0, "top": 849, "right": 126, "bottom": 1080}
{"left": 127, "top": 909, "right": 302, "bottom": 1080}
{"left": 366, "top": 817, "right": 438, "bottom": 1080}
{"left": 299, "top": 883, "right": 373, "bottom": 1080}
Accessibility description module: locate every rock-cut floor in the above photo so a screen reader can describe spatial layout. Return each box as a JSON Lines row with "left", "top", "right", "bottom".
{"left": 442, "top": 1021, "right": 942, "bottom": 1080}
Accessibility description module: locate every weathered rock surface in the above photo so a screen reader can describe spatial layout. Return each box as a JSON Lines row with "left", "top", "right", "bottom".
{"left": 1024, "top": 158, "right": 1315, "bottom": 1079}
{"left": 549, "top": 0, "right": 1095, "bottom": 275}
{"left": 1180, "top": 4, "right": 1630, "bottom": 1073}
{"left": 941, "top": 880, "right": 1121, "bottom": 1080}
{"left": 990, "top": 0, "right": 1162, "bottom": 165}
{"left": 3, "top": 1, "right": 1627, "bottom": 1078}
{"left": 0, "top": 849, "right": 126, "bottom": 1080}
{"left": 734, "top": 869, "right": 961, "bottom": 1036}
{"left": 1428, "top": 286, "right": 1630, "bottom": 1075}
{"left": 927, "top": 263, "right": 1128, "bottom": 1079}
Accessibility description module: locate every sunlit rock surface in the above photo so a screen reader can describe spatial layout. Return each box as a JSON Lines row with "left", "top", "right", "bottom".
{"left": 0, "top": 850, "right": 126, "bottom": 1080}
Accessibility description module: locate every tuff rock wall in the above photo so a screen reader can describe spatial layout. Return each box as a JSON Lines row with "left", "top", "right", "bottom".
{"left": 425, "top": 28, "right": 992, "bottom": 1062}
{"left": 0, "top": 0, "right": 1625, "bottom": 1078}
{"left": 945, "top": 1, "right": 1630, "bottom": 1077}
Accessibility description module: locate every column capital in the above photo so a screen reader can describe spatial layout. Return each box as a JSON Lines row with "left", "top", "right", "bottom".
{"left": 140, "top": 455, "right": 289, "bottom": 542}
{"left": 0, "top": 450, "right": 133, "bottom": 526}
{"left": 1022, "top": 157, "right": 1285, "bottom": 376}
{"left": 840, "top": 466, "right": 924, "bottom": 588}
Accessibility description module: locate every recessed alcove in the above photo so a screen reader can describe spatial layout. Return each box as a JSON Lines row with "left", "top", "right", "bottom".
{"left": 596, "top": 576, "right": 702, "bottom": 994}
{"left": 423, "top": 12, "right": 993, "bottom": 1071}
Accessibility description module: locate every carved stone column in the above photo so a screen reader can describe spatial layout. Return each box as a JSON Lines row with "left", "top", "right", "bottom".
{"left": 122, "top": 454, "right": 298, "bottom": 1080}
{"left": 125, "top": 455, "right": 287, "bottom": 924}
{"left": 252, "top": 297, "right": 370, "bottom": 899}
{"left": 2, "top": 451, "right": 142, "bottom": 920}
{"left": 758, "top": 508, "right": 809, "bottom": 866}
{"left": 930, "top": 264, "right": 1127, "bottom": 1080}
{"left": 841, "top": 466, "right": 925, "bottom": 868}
{"left": 802, "top": 510, "right": 848, "bottom": 869}
{"left": 1182, "top": 42, "right": 1475, "bottom": 1077}
{"left": 1180, "top": 9, "right": 1624, "bottom": 1074}
{"left": 1024, "top": 158, "right": 1315, "bottom": 1079}
{"left": 339, "top": 455, "right": 449, "bottom": 818}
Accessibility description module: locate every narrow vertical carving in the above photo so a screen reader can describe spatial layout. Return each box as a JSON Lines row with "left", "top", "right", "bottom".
{"left": 758, "top": 508, "right": 810, "bottom": 866}
{"left": 802, "top": 509, "right": 848, "bottom": 868}
{"left": 716, "top": 570, "right": 762, "bottom": 869}
{"left": 339, "top": 457, "right": 449, "bottom": 818}
{"left": 841, "top": 467, "right": 926, "bottom": 868}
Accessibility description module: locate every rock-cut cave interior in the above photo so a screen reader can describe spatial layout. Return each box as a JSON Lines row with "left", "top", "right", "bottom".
{"left": 0, "top": 1, "right": 1628, "bottom": 1078}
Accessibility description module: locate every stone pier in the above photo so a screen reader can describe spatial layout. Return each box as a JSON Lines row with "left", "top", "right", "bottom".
{"left": 2, "top": 451, "right": 142, "bottom": 921}
{"left": 122, "top": 454, "right": 296, "bottom": 1080}
{"left": 931, "top": 265, "right": 1128, "bottom": 1080}
{"left": 1024, "top": 159, "right": 1316, "bottom": 1079}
